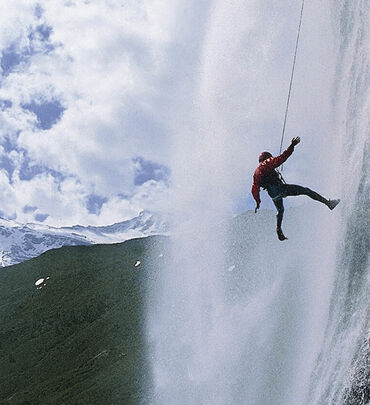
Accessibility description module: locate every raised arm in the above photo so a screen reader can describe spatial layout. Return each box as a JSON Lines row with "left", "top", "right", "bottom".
{"left": 269, "top": 137, "right": 300, "bottom": 169}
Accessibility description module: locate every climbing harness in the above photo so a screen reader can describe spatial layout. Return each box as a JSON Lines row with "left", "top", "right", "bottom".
{"left": 276, "top": 169, "right": 286, "bottom": 184}
{"left": 279, "top": 0, "right": 306, "bottom": 171}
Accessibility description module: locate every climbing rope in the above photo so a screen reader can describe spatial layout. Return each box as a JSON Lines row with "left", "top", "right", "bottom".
{"left": 279, "top": 0, "right": 306, "bottom": 171}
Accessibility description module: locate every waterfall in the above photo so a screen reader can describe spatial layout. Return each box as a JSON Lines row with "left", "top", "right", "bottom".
{"left": 147, "top": 1, "right": 369, "bottom": 404}
{"left": 308, "top": 1, "right": 369, "bottom": 403}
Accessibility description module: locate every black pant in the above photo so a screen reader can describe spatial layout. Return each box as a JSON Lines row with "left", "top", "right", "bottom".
{"left": 271, "top": 184, "right": 329, "bottom": 229}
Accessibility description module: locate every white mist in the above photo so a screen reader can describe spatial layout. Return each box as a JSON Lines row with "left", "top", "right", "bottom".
{"left": 147, "top": 1, "right": 344, "bottom": 404}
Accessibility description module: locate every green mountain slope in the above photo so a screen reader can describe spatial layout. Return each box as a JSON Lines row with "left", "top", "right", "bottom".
{"left": 0, "top": 236, "right": 166, "bottom": 405}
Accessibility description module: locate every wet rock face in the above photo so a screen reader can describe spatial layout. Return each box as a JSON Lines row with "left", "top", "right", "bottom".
{"left": 342, "top": 338, "right": 370, "bottom": 405}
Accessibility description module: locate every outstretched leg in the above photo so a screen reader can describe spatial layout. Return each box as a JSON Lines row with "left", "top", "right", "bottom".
{"left": 284, "top": 184, "right": 330, "bottom": 206}
{"left": 284, "top": 184, "right": 340, "bottom": 210}
{"left": 273, "top": 198, "right": 287, "bottom": 241}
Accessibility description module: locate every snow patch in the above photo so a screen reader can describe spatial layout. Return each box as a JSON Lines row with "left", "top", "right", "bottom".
{"left": 35, "top": 278, "right": 45, "bottom": 286}
{"left": 227, "top": 265, "right": 236, "bottom": 272}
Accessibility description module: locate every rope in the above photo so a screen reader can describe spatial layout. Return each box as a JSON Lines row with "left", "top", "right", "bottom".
{"left": 279, "top": 0, "right": 305, "bottom": 170}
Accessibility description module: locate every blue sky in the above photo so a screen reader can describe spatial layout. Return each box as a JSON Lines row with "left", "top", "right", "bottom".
{"left": 0, "top": 1, "right": 336, "bottom": 226}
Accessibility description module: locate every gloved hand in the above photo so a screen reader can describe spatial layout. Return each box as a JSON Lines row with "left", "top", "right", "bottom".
{"left": 291, "top": 136, "right": 301, "bottom": 146}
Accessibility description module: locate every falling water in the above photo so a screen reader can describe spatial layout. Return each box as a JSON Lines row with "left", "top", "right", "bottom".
{"left": 147, "top": 1, "right": 369, "bottom": 404}
{"left": 308, "top": 1, "right": 369, "bottom": 403}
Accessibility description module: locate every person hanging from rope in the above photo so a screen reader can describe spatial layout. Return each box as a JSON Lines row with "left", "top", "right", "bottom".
{"left": 251, "top": 137, "right": 340, "bottom": 241}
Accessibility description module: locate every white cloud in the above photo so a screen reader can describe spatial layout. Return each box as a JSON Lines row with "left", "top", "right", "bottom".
{"left": 0, "top": 2, "right": 35, "bottom": 50}
{"left": 0, "top": 0, "right": 184, "bottom": 225}
{"left": 0, "top": 161, "right": 169, "bottom": 226}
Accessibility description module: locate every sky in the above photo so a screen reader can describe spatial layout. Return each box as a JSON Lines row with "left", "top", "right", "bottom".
{"left": 0, "top": 0, "right": 337, "bottom": 227}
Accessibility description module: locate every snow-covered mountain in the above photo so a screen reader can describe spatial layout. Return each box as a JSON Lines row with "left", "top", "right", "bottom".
{"left": 0, "top": 211, "right": 167, "bottom": 267}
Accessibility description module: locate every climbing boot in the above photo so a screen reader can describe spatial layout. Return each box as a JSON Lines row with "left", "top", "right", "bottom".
{"left": 328, "top": 199, "right": 340, "bottom": 210}
{"left": 276, "top": 227, "right": 288, "bottom": 241}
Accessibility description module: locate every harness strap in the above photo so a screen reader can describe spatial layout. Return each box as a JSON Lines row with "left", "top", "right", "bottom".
{"left": 277, "top": 170, "right": 286, "bottom": 184}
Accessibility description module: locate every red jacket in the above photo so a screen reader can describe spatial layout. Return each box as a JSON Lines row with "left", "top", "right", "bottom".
{"left": 251, "top": 144, "right": 294, "bottom": 205}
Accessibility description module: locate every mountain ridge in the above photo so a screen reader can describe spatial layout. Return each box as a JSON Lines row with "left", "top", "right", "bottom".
{"left": 0, "top": 210, "right": 167, "bottom": 267}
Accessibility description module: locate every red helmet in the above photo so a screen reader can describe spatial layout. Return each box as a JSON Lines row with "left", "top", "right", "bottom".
{"left": 259, "top": 151, "right": 272, "bottom": 162}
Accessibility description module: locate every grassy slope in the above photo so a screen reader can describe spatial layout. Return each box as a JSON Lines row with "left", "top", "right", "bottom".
{"left": 0, "top": 236, "right": 166, "bottom": 405}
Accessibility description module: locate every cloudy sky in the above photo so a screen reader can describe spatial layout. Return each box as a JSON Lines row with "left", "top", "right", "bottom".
{"left": 0, "top": 0, "right": 337, "bottom": 227}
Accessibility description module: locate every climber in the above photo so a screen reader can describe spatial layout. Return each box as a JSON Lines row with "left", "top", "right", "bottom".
{"left": 251, "top": 137, "right": 340, "bottom": 241}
